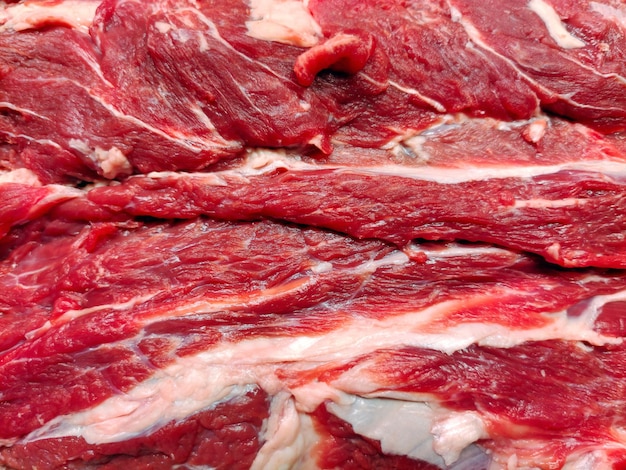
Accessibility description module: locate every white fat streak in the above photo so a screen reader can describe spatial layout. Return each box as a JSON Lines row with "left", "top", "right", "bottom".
{"left": 488, "top": 439, "right": 626, "bottom": 469}
{"left": 290, "top": 381, "right": 347, "bottom": 413}
{"left": 412, "top": 243, "right": 517, "bottom": 260}
{"left": 69, "top": 40, "right": 115, "bottom": 88}
{"left": 154, "top": 21, "right": 173, "bottom": 34}
{"left": 188, "top": 270, "right": 624, "bottom": 359}
{"left": 25, "top": 378, "right": 259, "bottom": 444}
{"left": 562, "top": 449, "right": 618, "bottom": 470}
{"left": 31, "top": 184, "right": 83, "bottom": 208}
{"left": 189, "top": 101, "right": 218, "bottom": 131}
{"left": 568, "top": 290, "right": 626, "bottom": 335}
{"left": 513, "top": 197, "right": 588, "bottom": 208}
{"left": 30, "top": 294, "right": 158, "bottom": 339}
{"left": 64, "top": 78, "right": 236, "bottom": 153}
{"left": 251, "top": 393, "right": 314, "bottom": 470}
{"left": 394, "top": 135, "right": 431, "bottom": 163}
{"left": 387, "top": 80, "right": 447, "bottom": 113}
{"left": 450, "top": 5, "right": 462, "bottom": 22}
{"left": 472, "top": 289, "right": 626, "bottom": 350}
{"left": 3, "top": 132, "right": 65, "bottom": 152}
{"left": 3, "top": 68, "right": 234, "bottom": 154}
{"left": 146, "top": 170, "right": 229, "bottom": 186}
{"left": 20, "top": 269, "right": 625, "bottom": 446}
{"left": 0, "top": 168, "right": 41, "bottom": 185}
{"left": 0, "top": 0, "right": 99, "bottom": 33}
{"left": 590, "top": 2, "right": 626, "bottom": 30}
{"left": 431, "top": 411, "right": 488, "bottom": 465}
{"left": 245, "top": 0, "right": 322, "bottom": 47}
{"left": 528, "top": 0, "right": 586, "bottom": 49}
{"left": 156, "top": 147, "right": 626, "bottom": 185}
{"left": 0, "top": 101, "right": 51, "bottom": 121}
{"left": 328, "top": 396, "right": 446, "bottom": 467}
{"left": 361, "top": 250, "right": 410, "bottom": 271}
{"left": 310, "top": 261, "right": 333, "bottom": 274}
{"left": 178, "top": 5, "right": 299, "bottom": 86}
{"left": 48, "top": 248, "right": 408, "bottom": 329}
{"left": 0, "top": 168, "right": 81, "bottom": 216}
{"left": 168, "top": 6, "right": 293, "bottom": 120}
{"left": 451, "top": 3, "right": 626, "bottom": 110}
{"left": 154, "top": 250, "right": 408, "bottom": 320}
{"left": 352, "top": 71, "right": 389, "bottom": 95}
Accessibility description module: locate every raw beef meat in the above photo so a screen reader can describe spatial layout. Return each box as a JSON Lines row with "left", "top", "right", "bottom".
{"left": 3, "top": 0, "right": 626, "bottom": 181}
{"left": 2, "top": 218, "right": 626, "bottom": 469}
{"left": 87, "top": 116, "right": 626, "bottom": 268}
{"left": 2, "top": 0, "right": 626, "bottom": 468}
{"left": 0, "top": 169, "right": 81, "bottom": 240}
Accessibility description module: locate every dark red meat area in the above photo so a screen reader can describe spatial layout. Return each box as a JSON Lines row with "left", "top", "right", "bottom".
{"left": 3, "top": 0, "right": 626, "bottom": 184}
{"left": 3, "top": 0, "right": 626, "bottom": 467}
{"left": 88, "top": 167, "right": 626, "bottom": 268}
{"left": 0, "top": 183, "right": 68, "bottom": 240}
{"left": 0, "top": 386, "right": 269, "bottom": 470}
{"left": 1, "top": 218, "right": 626, "bottom": 442}
{"left": 0, "top": 27, "right": 242, "bottom": 183}
{"left": 307, "top": 0, "right": 540, "bottom": 120}
{"left": 448, "top": 0, "right": 626, "bottom": 132}
{"left": 305, "top": 0, "right": 626, "bottom": 132}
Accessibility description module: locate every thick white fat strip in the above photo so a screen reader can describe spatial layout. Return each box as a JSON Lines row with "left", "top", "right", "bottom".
{"left": 20, "top": 362, "right": 276, "bottom": 445}
{"left": 250, "top": 393, "right": 320, "bottom": 470}
{"left": 431, "top": 411, "right": 489, "bottom": 465}
{"left": 562, "top": 449, "right": 623, "bottom": 470}
{"left": 37, "top": 244, "right": 622, "bottom": 352}
{"left": 24, "top": 379, "right": 261, "bottom": 444}
{"left": 591, "top": 2, "right": 626, "bottom": 30}
{"left": 458, "top": 288, "right": 626, "bottom": 350}
{"left": 0, "top": 168, "right": 41, "bottom": 186}
{"left": 486, "top": 439, "right": 626, "bottom": 469}
{"left": 0, "top": 0, "right": 99, "bottom": 33}
{"left": 528, "top": 0, "right": 586, "bottom": 49}
{"left": 513, "top": 197, "right": 589, "bottom": 209}
{"left": 18, "top": 257, "right": 624, "bottom": 446}
{"left": 147, "top": 147, "right": 626, "bottom": 185}
{"left": 328, "top": 396, "right": 446, "bottom": 467}
{"left": 245, "top": 0, "right": 322, "bottom": 47}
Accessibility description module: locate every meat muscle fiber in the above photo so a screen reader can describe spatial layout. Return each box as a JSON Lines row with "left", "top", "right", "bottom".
{"left": 1, "top": 0, "right": 626, "bottom": 469}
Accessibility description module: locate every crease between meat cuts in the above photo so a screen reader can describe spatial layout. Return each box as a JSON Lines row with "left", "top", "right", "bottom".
{"left": 2, "top": 0, "right": 626, "bottom": 468}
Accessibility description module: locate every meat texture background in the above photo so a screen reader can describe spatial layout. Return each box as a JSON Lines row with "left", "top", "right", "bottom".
{"left": 1, "top": 0, "right": 626, "bottom": 468}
